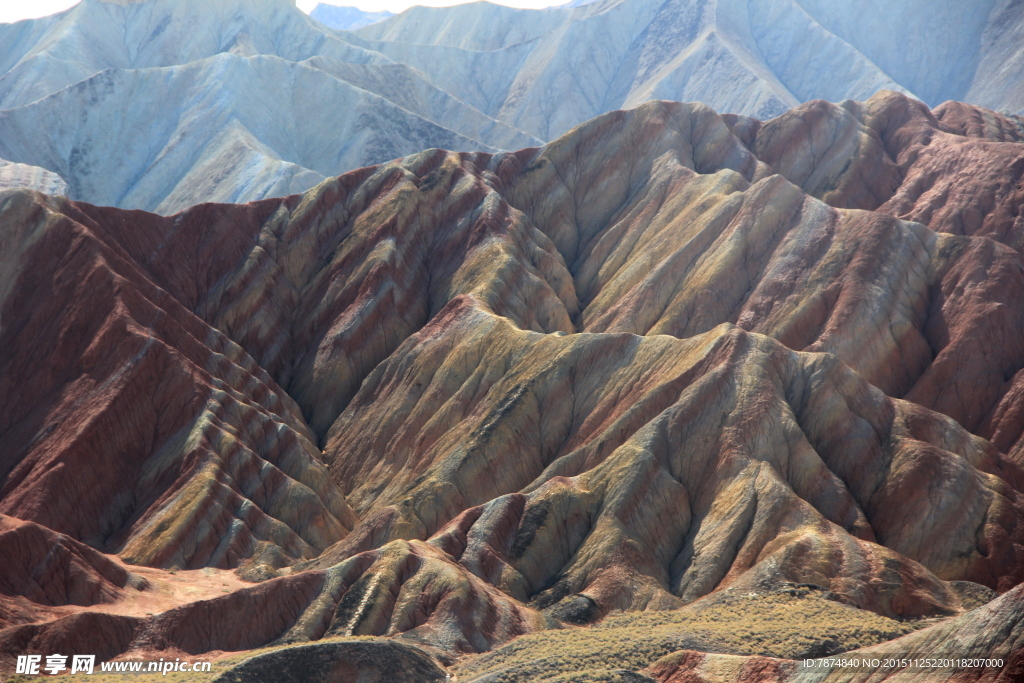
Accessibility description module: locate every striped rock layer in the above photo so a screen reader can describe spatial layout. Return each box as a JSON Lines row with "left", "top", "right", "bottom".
{"left": 1, "top": 91, "right": 1024, "bottom": 673}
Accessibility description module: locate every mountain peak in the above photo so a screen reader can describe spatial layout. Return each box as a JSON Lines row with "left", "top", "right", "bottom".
{"left": 309, "top": 4, "right": 394, "bottom": 30}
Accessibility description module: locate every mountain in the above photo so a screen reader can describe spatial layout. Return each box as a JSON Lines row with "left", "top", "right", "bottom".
{"left": 0, "top": 0, "right": 539, "bottom": 213}
{"left": 353, "top": 0, "right": 1024, "bottom": 140}
{"left": 1, "top": 92, "right": 1023, "bottom": 679}
{"left": 309, "top": 4, "right": 394, "bottom": 30}
{"left": 0, "top": 53, "right": 537, "bottom": 213}
{"left": 1, "top": 0, "right": 1022, "bottom": 213}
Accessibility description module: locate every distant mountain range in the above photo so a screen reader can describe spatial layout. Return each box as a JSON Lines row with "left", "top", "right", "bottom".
{"left": 352, "top": 0, "right": 1024, "bottom": 140}
{"left": 309, "top": 0, "right": 602, "bottom": 29}
{"left": 0, "top": 0, "right": 1021, "bottom": 213}
{"left": 0, "top": 0, "right": 541, "bottom": 213}
{"left": 309, "top": 4, "right": 393, "bottom": 31}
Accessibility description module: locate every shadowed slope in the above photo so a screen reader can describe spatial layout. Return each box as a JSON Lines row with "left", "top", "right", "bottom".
{"left": 0, "top": 190, "right": 356, "bottom": 570}
{"left": 0, "top": 514, "right": 145, "bottom": 629}
{"left": 211, "top": 640, "right": 445, "bottom": 683}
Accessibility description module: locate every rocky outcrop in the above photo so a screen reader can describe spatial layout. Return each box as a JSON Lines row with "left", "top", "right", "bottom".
{"left": 282, "top": 540, "right": 554, "bottom": 653}
{"left": 0, "top": 515, "right": 138, "bottom": 614}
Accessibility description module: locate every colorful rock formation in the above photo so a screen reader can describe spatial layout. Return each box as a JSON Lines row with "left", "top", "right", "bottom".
{"left": 1, "top": 92, "right": 1023, "bottom": 676}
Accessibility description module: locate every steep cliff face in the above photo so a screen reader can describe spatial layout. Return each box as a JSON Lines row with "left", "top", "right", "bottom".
{"left": 2, "top": 93, "right": 1023, "bottom": 676}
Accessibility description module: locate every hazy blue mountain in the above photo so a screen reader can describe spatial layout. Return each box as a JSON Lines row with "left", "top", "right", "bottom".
{"left": 310, "top": 4, "right": 394, "bottom": 30}
{"left": 356, "top": 0, "right": 1024, "bottom": 141}
{"left": 0, "top": 53, "right": 530, "bottom": 213}
{"left": 0, "top": 0, "right": 539, "bottom": 213}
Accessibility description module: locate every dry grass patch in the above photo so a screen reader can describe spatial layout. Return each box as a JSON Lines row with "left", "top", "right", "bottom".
{"left": 453, "top": 586, "right": 922, "bottom": 682}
